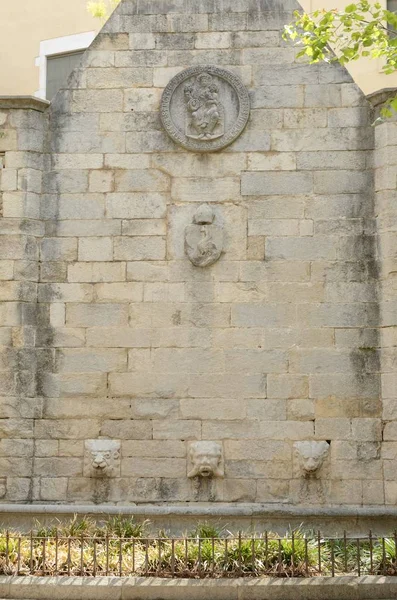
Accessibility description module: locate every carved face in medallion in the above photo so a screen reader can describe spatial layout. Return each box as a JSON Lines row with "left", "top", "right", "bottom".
{"left": 84, "top": 440, "right": 121, "bottom": 478}
{"left": 187, "top": 441, "right": 224, "bottom": 478}
{"left": 161, "top": 66, "right": 250, "bottom": 153}
{"left": 294, "top": 441, "right": 330, "bottom": 477}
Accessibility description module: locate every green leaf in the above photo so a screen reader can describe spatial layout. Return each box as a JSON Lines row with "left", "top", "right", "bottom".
{"left": 345, "top": 3, "right": 358, "bottom": 12}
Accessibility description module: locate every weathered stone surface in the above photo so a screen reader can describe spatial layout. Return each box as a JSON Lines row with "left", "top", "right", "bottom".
{"left": 0, "top": 0, "right": 391, "bottom": 512}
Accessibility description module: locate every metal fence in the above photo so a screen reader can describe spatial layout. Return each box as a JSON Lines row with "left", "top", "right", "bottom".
{"left": 1, "top": 531, "right": 397, "bottom": 577}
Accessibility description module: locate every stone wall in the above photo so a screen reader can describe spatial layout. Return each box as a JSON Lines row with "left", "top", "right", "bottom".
{"left": 0, "top": 0, "right": 390, "bottom": 509}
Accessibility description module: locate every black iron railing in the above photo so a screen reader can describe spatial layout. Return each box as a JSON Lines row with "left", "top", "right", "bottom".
{"left": 0, "top": 531, "right": 397, "bottom": 577}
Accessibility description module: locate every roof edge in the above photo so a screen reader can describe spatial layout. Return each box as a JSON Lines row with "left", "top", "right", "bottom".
{"left": 0, "top": 96, "right": 50, "bottom": 112}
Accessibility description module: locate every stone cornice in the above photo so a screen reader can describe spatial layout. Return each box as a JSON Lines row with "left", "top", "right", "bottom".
{"left": 0, "top": 96, "right": 50, "bottom": 111}
{"left": 367, "top": 87, "right": 397, "bottom": 107}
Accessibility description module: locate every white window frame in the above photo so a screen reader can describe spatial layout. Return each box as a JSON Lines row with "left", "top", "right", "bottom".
{"left": 34, "top": 31, "right": 96, "bottom": 100}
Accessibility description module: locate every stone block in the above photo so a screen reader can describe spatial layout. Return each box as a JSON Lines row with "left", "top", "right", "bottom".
{"left": 287, "top": 399, "right": 315, "bottom": 421}
{"left": 122, "top": 439, "right": 185, "bottom": 458}
{"left": 266, "top": 237, "right": 337, "bottom": 261}
{"left": 42, "top": 193, "right": 105, "bottom": 220}
{"left": 34, "top": 457, "right": 82, "bottom": 477}
{"left": 114, "top": 236, "right": 166, "bottom": 260}
{"left": 41, "top": 373, "right": 107, "bottom": 397}
{"left": 168, "top": 14, "right": 209, "bottom": 31}
{"left": 246, "top": 399, "right": 286, "bottom": 420}
{"left": 152, "top": 419, "right": 201, "bottom": 439}
{"left": 231, "top": 304, "right": 296, "bottom": 328}
{"left": 56, "top": 348, "right": 127, "bottom": 373}
{"left": 122, "top": 457, "right": 186, "bottom": 477}
{"left": 95, "top": 282, "right": 144, "bottom": 302}
{"left": 247, "top": 236, "right": 266, "bottom": 260}
{"left": 89, "top": 170, "right": 114, "bottom": 193}
{"left": 40, "top": 238, "right": 77, "bottom": 261}
{"left": 180, "top": 398, "right": 244, "bottom": 420}
{"left": 86, "top": 67, "right": 152, "bottom": 88}
{"left": 38, "top": 283, "right": 93, "bottom": 303}
{"left": 106, "top": 193, "right": 166, "bottom": 219}
{"left": 171, "top": 177, "right": 240, "bottom": 202}
{"left": 313, "top": 170, "right": 372, "bottom": 194}
{"left": 251, "top": 86, "right": 304, "bottom": 109}
{"left": 311, "top": 373, "right": 379, "bottom": 399}
{"left": 256, "top": 479, "right": 289, "bottom": 503}
{"left": 144, "top": 282, "right": 185, "bottom": 302}
{"left": 68, "top": 262, "right": 126, "bottom": 283}
{"left": 271, "top": 127, "right": 373, "bottom": 152}
{"left": 224, "top": 349, "right": 287, "bottom": 373}
{"left": 122, "top": 219, "right": 166, "bottom": 236}
{"left": 124, "top": 88, "right": 162, "bottom": 112}
{"left": 40, "top": 477, "right": 68, "bottom": 501}
{"left": 189, "top": 374, "right": 266, "bottom": 398}
{"left": 289, "top": 348, "right": 354, "bottom": 374}
{"left": 195, "top": 32, "right": 231, "bottom": 48}
{"left": 304, "top": 84, "right": 342, "bottom": 107}
{"left": 297, "top": 150, "right": 367, "bottom": 171}
{"left": 247, "top": 152, "right": 296, "bottom": 171}
{"left": 315, "top": 418, "right": 351, "bottom": 440}
{"left": 72, "top": 89, "right": 123, "bottom": 112}
{"left": 66, "top": 303, "right": 128, "bottom": 327}
{"left": 105, "top": 154, "right": 151, "bottom": 169}
{"left": 241, "top": 172, "right": 312, "bottom": 196}
{"left": 156, "top": 32, "right": 195, "bottom": 49}
{"left": 267, "top": 375, "right": 309, "bottom": 399}
{"left": 78, "top": 237, "right": 113, "bottom": 262}
{"left": 115, "top": 169, "right": 169, "bottom": 192}
{"left": 248, "top": 219, "right": 299, "bottom": 237}
{"left": 130, "top": 33, "right": 156, "bottom": 48}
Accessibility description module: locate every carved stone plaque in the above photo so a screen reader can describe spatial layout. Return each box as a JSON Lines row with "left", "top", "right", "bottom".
{"left": 160, "top": 66, "right": 250, "bottom": 153}
{"left": 185, "top": 204, "right": 223, "bottom": 267}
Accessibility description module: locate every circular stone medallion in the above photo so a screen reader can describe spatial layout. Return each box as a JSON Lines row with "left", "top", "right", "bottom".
{"left": 160, "top": 66, "right": 250, "bottom": 153}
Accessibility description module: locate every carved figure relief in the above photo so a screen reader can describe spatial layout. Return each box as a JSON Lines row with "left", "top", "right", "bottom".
{"left": 187, "top": 441, "right": 224, "bottom": 478}
{"left": 184, "top": 73, "right": 224, "bottom": 141}
{"left": 185, "top": 204, "right": 223, "bottom": 267}
{"left": 84, "top": 440, "right": 121, "bottom": 478}
{"left": 294, "top": 441, "right": 330, "bottom": 478}
{"left": 160, "top": 65, "right": 250, "bottom": 152}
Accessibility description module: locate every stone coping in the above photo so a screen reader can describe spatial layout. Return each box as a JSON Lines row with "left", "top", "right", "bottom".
{"left": 0, "top": 575, "right": 395, "bottom": 600}
{"left": 0, "top": 96, "right": 50, "bottom": 111}
{"left": 367, "top": 87, "right": 397, "bottom": 107}
{"left": 1, "top": 503, "right": 397, "bottom": 518}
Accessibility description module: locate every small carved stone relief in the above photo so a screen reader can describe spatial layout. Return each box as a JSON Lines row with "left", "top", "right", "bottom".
{"left": 84, "top": 440, "right": 121, "bottom": 478}
{"left": 185, "top": 204, "right": 223, "bottom": 267}
{"left": 187, "top": 441, "right": 224, "bottom": 478}
{"left": 184, "top": 73, "right": 225, "bottom": 141}
{"left": 294, "top": 441, "right": 330, "bottom": 478}
{"left": 160, "top": 65, "right": 250, "bottom": 153}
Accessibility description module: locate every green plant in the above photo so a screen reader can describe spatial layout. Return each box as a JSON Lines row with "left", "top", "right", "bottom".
{"left": 87, "top": 0, "right": 121, "bottom": 20}
{"left": 284, "top": 1, "right": 397, "bottom": 117}
{"left": 103, "top": 516, "right": 149, "bottom": 538}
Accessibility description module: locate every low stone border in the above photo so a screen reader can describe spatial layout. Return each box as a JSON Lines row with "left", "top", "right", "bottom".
{"left": 2, "top": 503, "right": 397, "bottom": 518}
{"left": 0, "top": 576, "right": 395, "bottom": 600}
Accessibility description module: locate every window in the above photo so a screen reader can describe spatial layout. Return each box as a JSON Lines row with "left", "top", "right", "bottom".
{"left": 46, "top": 51, "right": 84, "bottom": 101}
{"left": 388, "top": 0, "right": 397, "bottom": 11}
{"left": 35, "top": 32, "right": 96, "bottom": 101}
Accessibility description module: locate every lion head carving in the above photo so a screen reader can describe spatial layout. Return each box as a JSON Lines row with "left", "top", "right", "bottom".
{"left": 84, "top": 440, "right": 121, "bottom": 478}
{"left": 294, "top": 441, "right": 330, "bottom": 478}
{"left": 187, "top": 441, "right": 224, "bottom": 478}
